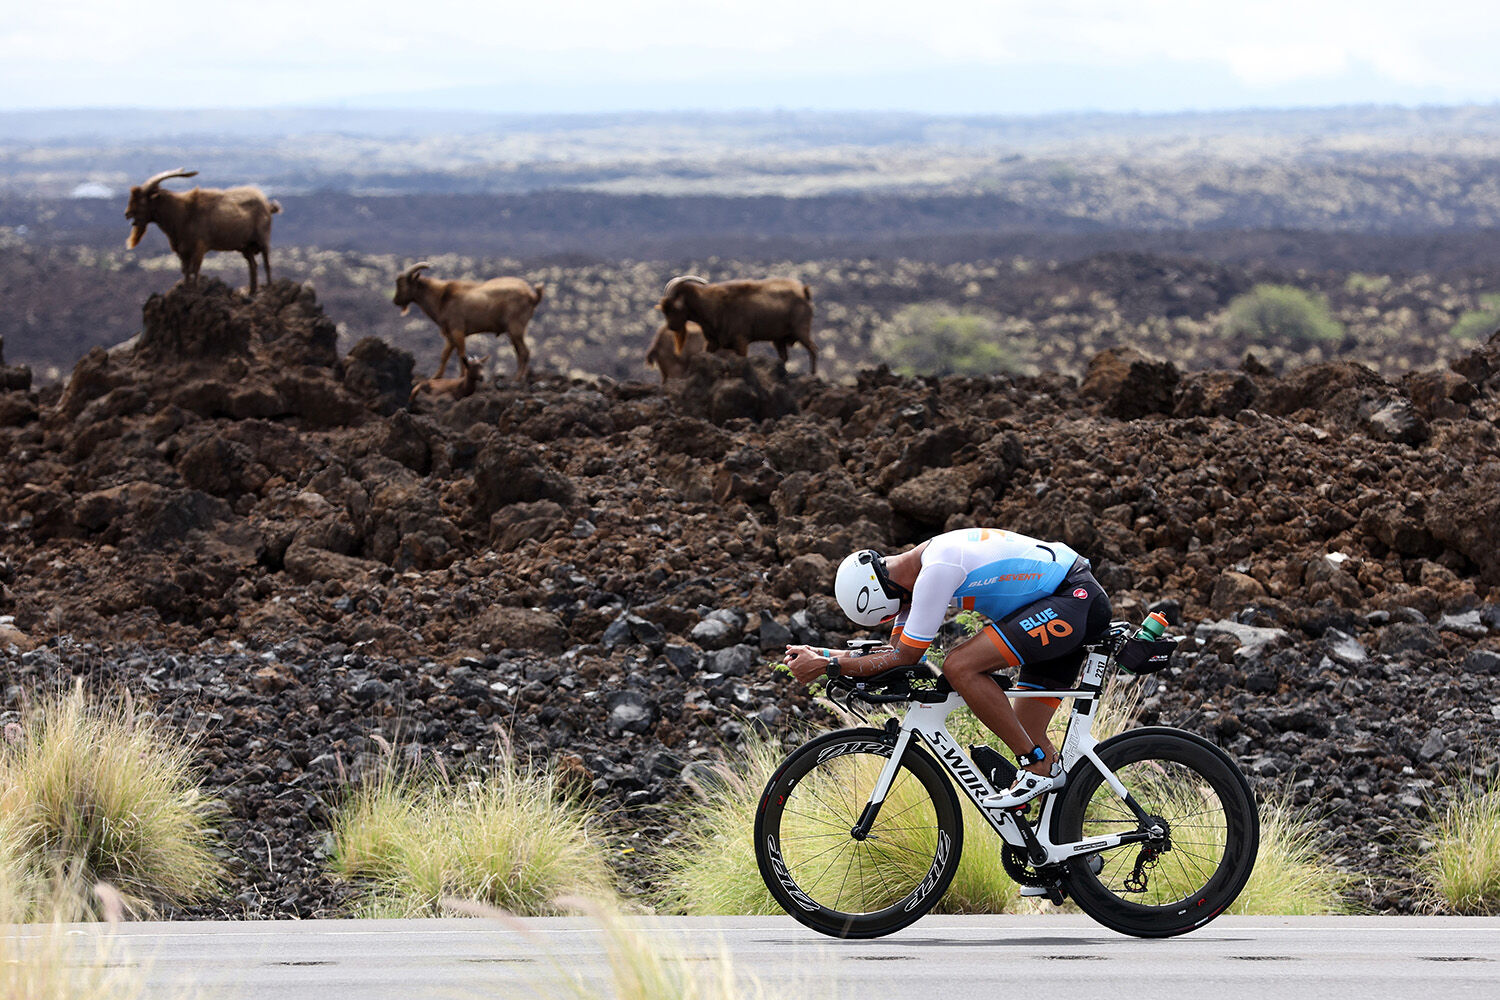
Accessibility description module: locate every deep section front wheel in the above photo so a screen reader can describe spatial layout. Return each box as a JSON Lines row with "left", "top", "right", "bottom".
{"left": 1053, "top": 727, "right": 1259, "bottom": 937}
{"left": 754, "top": 728, "right": 963, "bottom": 938}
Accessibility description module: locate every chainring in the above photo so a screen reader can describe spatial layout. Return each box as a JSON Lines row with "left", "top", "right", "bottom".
{"left": 1002, "top": 845, "right": 1065, "bottom": 888}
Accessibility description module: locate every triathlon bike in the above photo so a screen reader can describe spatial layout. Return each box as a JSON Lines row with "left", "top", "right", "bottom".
{"left": 754, "top": 622, "right": 1258, "bottom": 938}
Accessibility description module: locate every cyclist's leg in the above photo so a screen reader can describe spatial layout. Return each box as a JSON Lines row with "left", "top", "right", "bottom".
{"left": 940, "top": 633, "right": 1038, "bottom": 762}
{"left": 984, "top": 573, "right": 1111, "bottom": 771}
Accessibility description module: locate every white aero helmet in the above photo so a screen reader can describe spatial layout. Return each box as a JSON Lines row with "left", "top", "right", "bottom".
{"left": 835, "top": 549, "right": 905, "bottom": 627}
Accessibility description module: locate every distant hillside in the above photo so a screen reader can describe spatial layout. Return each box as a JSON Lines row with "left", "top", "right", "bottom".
{"left": 5, "top": 104, "right": 1500, "bottom": 213}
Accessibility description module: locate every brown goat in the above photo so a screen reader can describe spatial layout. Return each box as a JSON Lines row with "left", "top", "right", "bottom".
{"left": 393, "top": 262, "right": 544, "bottom": 382}
{"left": 658, "top": 275, "right": 817, "bottom": 375}
{"left": 409, "top": 354, "right": 485, "bottom": 403}
{"left": 125, "top": 168, "right": 281, "bottom": 293}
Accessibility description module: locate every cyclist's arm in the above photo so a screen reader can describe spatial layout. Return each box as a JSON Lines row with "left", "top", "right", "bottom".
{"left": 827, "top": 641, "right": 916, "bottom": 678}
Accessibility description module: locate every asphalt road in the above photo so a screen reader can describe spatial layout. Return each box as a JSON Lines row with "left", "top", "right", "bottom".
{"left": 31, "top": 915, "right": 1500, "bottom": 1000}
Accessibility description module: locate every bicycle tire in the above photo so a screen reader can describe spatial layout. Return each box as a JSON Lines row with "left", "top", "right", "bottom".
{"left": 754, "top": 728, "right": 963, "bottom": 938}
{"left": 1053, "top": 727, "right": 1258, "bottom": 937}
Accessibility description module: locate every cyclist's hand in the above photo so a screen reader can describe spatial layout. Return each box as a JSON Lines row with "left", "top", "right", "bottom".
{"left": 782, "top": 645, "right": 831, "bottom": 685}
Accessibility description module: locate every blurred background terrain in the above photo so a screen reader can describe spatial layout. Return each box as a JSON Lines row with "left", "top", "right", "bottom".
{"left": 4, "top": 105, "right": 1500, "bottom": 382}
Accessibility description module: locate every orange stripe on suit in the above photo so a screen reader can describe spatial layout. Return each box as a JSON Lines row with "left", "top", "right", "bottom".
{"left": 897, "top": 634, "right": 932, "bottom": 655}
{"left": 984, "top": 627, "right": 1022, "bottom": 668}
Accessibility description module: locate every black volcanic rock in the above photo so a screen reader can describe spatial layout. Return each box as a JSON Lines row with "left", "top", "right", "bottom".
{"left": 2, "top": 282, "right": 1499, "bottom": 919}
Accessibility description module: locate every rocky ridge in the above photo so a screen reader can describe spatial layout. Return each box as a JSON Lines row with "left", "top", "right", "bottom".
{"left": 2, "top": 280, "right": 1499, "bottom": 917}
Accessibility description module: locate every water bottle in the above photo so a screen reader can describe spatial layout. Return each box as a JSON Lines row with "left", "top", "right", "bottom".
{"left": 1134, "top": 611, "right": 1169, "bottom": 641}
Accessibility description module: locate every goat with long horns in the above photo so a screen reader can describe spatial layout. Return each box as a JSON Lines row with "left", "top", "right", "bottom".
{"left": 124, "top": 168, "right": 282, "bottom": 294}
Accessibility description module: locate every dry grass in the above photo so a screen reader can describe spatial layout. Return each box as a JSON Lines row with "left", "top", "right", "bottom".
{"left": 1421, "top": 779, "right": 1500, "bottom": 914}
{"left": 0, "top": 832, "right": 170, "bottom": 1000}
{"left": 0, "top": 685, "right": 222, "bottom": 918}
{"left": 447, "top": 895, "right": 805, "bottom": 1000}
{"left": 651, "top": 732, "right": 787, "bottom": 917}
{"left": 1230, "top": 795, "right": 1354, "bottom": 915}
{"left": 330, "top": 745, "right": 616, "bottom": 916}
{"left": 652, "top": 728, "right": 1021, "bottom": 916}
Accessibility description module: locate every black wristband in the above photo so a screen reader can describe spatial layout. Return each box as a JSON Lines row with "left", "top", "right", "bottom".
{"left": 825, "top": 656, "right": 841, "bottom": 679}
{"left": 1016, "top": 745, "right": 1046, "bottom": 767}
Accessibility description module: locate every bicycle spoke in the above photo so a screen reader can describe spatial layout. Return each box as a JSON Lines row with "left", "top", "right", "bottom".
{"left": 857, "top": 836, "right": 940, "bottom": 861}
{"left": 834, "top": 841, "right": 859, "bottom": 909}
{"left": 801, "top": 782, "right": 862, "bottom": 826}
{"left": 861, "top": 838, "right": 925, "bottom": 878}
{"left": 781, "top": 805, "right": 855, "bottom": 830}
{"left": 869, "top": 796, "right": 930, "bottom": 827}
{"left": 786, "top": 836, "right": 859, "bottom": 873}
{"left": 809, "top": 838, "right": 857, "bottom": 896}
{"left": 861, "top": 845, "right": 907, "bottom": 907}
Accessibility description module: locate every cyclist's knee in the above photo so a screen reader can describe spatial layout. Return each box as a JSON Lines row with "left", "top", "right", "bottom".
{"left": 940, "top": 635, "right": 1006, "bottom": 679}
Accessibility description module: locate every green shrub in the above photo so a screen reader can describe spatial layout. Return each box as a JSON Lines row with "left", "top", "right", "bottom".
{"left": 871, "top": 304, "right": 1035, "bottom": 377}
{"left": 0, "top": 687, "right": 223, "bottom": 917}
{"left": 330, "top": 746, "right": 615, "bottom": 916}
{"left": 1342, "top": 272, "right": 1391, "bottom": 295}
{"left": 1449, "top": 294, "right": 1500, "bottom": 342}
{"left": 1220, "top": 284, "right": 1345, "bottom": 349}
{"left": 1422, "top": 780, "right": 1500, "bottom": 913}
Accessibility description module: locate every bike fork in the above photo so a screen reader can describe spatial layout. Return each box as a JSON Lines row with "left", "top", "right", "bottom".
{"left": 850, "top": 727, "right": 915, "bottom": 840}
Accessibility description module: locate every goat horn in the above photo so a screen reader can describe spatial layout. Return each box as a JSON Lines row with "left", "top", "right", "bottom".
{"left": 141, "top": 168, "right": 198, "bottom": 193}
{"left": 663, "top": 274, "right": 708, "bottom": 297}
{"left": 403, "top": 261, "right": 431, "bottom": 279}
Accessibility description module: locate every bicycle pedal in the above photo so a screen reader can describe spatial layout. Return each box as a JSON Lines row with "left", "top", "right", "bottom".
{"left": 1019, "top": 882, "right": 1068, "bottom": 905}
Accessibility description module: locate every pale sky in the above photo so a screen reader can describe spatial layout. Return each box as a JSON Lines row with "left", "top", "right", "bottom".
{"left": 4, "top": 0, "right": 1500, "bottom": 113}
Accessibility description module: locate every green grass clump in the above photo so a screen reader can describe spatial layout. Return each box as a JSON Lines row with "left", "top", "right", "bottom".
{"left": 0, "top": 817, "right": 192, "bottom": 999}
{"left": 1421, "top": 780, "right": 1500, "bottom": 914}
{"left": 1343, "top": 272, "right": 1391, "bottom": 295}
{"left": 0, "top": 686, "right": 223, "bottom": 917}
{"left": 1221, "top": 284, "right": 1345, "bottom": 349}
{"left": 1229, "top": 796, "right": 1352, "bottom": 915}
{"left": 652, "top": 731, "right": 786, "bottom": 916}
{"left": 330, "top": 747, "right": 616, "bottom": 916}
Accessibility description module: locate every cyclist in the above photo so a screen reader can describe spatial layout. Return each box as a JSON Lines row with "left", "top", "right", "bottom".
{"left": 783, "top": 527, "right": 1111, "bottom": 809}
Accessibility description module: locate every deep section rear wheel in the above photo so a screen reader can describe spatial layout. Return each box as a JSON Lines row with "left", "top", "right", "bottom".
{"left": 754, "top": 728, "right": 962, "bottom": 938}
{"left": 1054, "top": 727, "right": 1258, "bottom": 937}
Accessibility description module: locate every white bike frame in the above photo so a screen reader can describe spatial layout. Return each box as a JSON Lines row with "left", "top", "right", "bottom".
{"left": 858, "top": 645, "right": 1149, "bottom": 865}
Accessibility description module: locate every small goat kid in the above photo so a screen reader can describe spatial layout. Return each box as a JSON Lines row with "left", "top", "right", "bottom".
{"left": 658, "top": 275, "right": 817, "bottom": 375}
{"left": 125, "top": 168, "right": 281, "bottom": 294}
{"left": 393, "top": 262, "right": 544, "bottom": 382}
{"left": 645, "top": 321, "right": 711, "bottom": 381}
{"left": 409, "top": 354, "right": 485, "bottom": 403}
